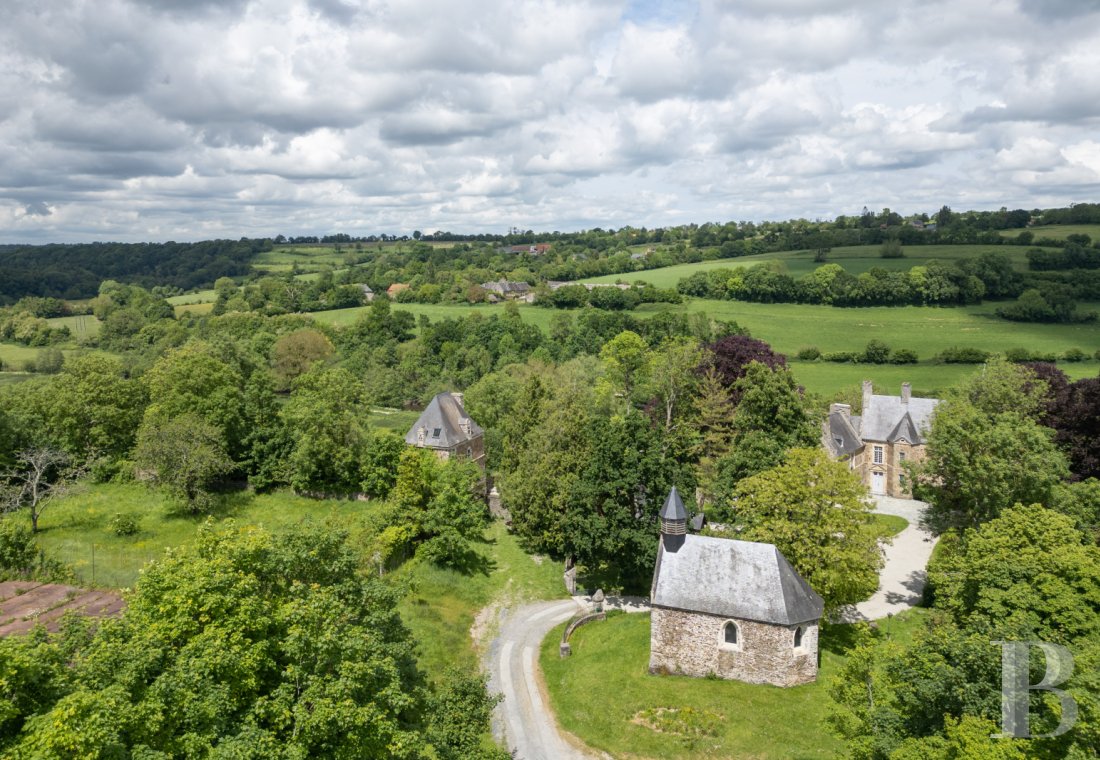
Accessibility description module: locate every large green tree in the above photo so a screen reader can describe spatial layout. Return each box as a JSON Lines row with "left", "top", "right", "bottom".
{"left": 281, "top": 366, "right": 371, "bottom": 495}
{"left": 36, "top": 355, "right": 147, "bottom": 458}
{"left": 719, "top": 447, "right": 882, "bottom": 611}
{"left": 134, "top": 414, "right": 233, "bottom": 513}
{"left": 0, "top": 524, "right": 504, "bottom": 758}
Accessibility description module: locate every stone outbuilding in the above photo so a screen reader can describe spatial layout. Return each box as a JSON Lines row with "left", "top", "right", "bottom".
{"left": 648, "top": 487, "right": 823, "bottom": 687}
{"left": 823, "top": 381, "right": 940, "bottom": 497}
{"left": 405, "top": 392, "right": 486, "bottom": 468}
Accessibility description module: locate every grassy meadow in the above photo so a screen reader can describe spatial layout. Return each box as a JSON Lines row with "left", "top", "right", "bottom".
{"left": 1000, "top": 224, "right": 1100, "bottom": 242}
{"left": 541, "top": 610, "right": 927, "bottom": 759}
{"left": 583, "top": 244, "right": 1039, "bottom": 288}
{"left": 27, "top": 480, "right": 563, "bottom": 682}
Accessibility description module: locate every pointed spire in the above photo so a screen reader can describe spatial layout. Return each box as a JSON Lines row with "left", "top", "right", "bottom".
{"left": 660, "top": 486, "right": 687, "bottom": 521}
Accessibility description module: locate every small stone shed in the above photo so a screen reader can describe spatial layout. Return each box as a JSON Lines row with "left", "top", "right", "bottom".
{"left": 648, "top": 487, "right": 824, "bottom": 687}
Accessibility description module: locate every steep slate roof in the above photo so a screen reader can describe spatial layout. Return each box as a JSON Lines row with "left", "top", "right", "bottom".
{"left": 405, "top": 393, "right": 484, "bottom": 448}
{"left": 826, "top": 411, "right": 863, "bottom": 457}
{"left": 651, "top": 535, "right": 823, "bottom": 626}
{"left": 861, "top": 394, "right": 938, "bottom": 443}
{"left": 660, "top": 486, "right": 688, "bottom": 520}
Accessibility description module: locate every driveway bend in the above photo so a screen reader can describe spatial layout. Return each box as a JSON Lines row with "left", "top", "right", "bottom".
{"left": 486, "top": 598, "right": 597, "bottom": 760}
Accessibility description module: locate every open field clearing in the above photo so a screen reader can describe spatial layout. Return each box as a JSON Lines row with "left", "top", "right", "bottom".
{"left": 583, "top": 244, "right": 1040, "bottom": 288}
{"left": 166, "top": 289, "right": 216, "bottom": 305}
{"left": 1000, "top": 224, "right": 1100, "bottom": 241}
{"left": 47, "top": 314, "right": 101, "bottom": 336}
{"left": 541, "top": 609, "right": 926, "bottom": 759}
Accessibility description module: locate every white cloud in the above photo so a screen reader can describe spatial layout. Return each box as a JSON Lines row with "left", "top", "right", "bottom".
{"left": 1, "top": 0, "right": 1099, "bottom": 241}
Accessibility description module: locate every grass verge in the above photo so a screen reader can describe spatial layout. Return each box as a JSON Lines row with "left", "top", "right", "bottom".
{"left": 541, "top": 609, "right": 927, "bottom": 759}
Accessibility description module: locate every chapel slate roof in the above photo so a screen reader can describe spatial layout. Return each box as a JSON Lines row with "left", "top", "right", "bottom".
{"left": 861, "top": 394, "right": 938, "bottom": 443}
{"left": 405, "top": 393, "right": 484, "bottom": 449}
{"left": 651, "top": 535, "right": 823, "bottom": 626}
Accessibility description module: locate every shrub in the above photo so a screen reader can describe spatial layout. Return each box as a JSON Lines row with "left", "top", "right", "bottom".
{"left": 1005, "top": 347, "right": 1058, "bottom": 363}
{"left": 1063, "top": 347, "right": 1088, "bottom": 363}
{"left": 891, "top": 348, "right": 919, "bottom": 364}
{"left": 108, "top": 513, "right": 140, "bottom": 537}
{"left": 936, "top": 346, "right": 992, "bottom": 364}
{"left": 0, "top": 520, "right": 72, "bottom": 582}
{"left": 822, "top": 351, "right": 857, "bottom": 363}
{"left": 796, "top": 346, "right": 821, "bottom": 361}
{"left": 880, "top": 239, "right": 905, "bottom": 258}
{"left": 861, "top": 339, "right": 893, "bottom": 364}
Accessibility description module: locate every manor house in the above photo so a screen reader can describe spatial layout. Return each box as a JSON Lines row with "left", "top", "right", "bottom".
{"left": 823, "top": 381, "right": 940, "bottom": 498}
{"left": 405, "top": 392, "right": 486, "bottom": 468}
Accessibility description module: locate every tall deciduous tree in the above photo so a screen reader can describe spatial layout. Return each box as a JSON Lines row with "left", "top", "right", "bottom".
{"left": 920, "top": 389, "right": 1069, "bottom": 532}
{"left": 142, "top": 340, "right": 246, "bottom": 458}
{"left": 134, "top": 414, "right": 233, "bottom": 512}
{"left": 270, "top": 327, "right": 335, "bottom": 390}
{"left": 0, "top": 524, "right": 505, "bottom": 758}
{"left": 701, "top": 334, "right": 786, "bottom": 404}
{"left": 721, "top": 447, "right": 882, "bottom": 611}
{"left": 37, "top": 354, "right": 146, "bottom": 458}
{"left": 281, "top": 366, "right": 370, "bottom": 495}
{"left": 598, "top": 330, "right": 650, "bottom": 403}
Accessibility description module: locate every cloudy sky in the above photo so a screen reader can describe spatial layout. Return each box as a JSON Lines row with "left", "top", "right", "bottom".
{"left": 2, "top": 0, "right": 1100, "bottom": 242}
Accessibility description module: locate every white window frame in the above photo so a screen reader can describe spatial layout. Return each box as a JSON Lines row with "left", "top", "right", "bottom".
{"left": 873, "top": 446, "right": 884, "bottom": 465}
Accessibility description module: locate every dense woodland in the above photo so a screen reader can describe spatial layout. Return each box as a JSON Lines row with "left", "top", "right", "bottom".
{"left": 0, "top": 206, "right": 1097, "bottom": 757}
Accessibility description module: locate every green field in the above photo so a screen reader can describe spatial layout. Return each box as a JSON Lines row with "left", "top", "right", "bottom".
{"left": 47, "top": 314, "right": 101, "bottom": 337}
{"left": 1001, "top": 224, "right": 1100, "bottom": 242}
{"left": 311, "top": 301, "right": 560, "bottom": 333}
{"left": 366, "top": 407, "right": 420, "bottom": 433}
{"left": 541, "top": 610, "right": 926, "bottom": 759}
{"left": 582, "top": 244, "right": 1038, "bottom": 289}
{"left": 0, "top": 343, "right": 112, "bottom": 373}
{"left": 167, "top": 289, "right": 216, "bottom": 305}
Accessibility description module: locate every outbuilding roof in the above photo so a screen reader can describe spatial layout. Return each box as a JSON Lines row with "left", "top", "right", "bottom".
{"left": 651, "top": 535, "right": 823, "bottom": 626}
{"left": 405, "top": 393, "right": 484, "bottom": 449}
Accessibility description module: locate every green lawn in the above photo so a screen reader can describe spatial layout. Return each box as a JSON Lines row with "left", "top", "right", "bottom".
{"left": 366, "top": 407, "right": 420, "bottom": 433}
{"left": 167, "top": 289, "right": 216, "bottom": 305}
{"left": 581, "top": 244, "right": 1038, "bottom": 288}
{"left": 541, "top": 609, "right": 927, "bottom": 759}
{"left": 873, "top": 514, "right": 909, "bottom": 538}
{"left": 47, "top": 314, "right": 101, "bottom": 337}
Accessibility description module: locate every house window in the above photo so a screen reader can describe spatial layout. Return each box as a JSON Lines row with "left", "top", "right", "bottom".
{"left": 432, "top": 428, "right": 442, "bottom": 438}
{"left": 722, "top": 621, "right": 741, "bottom": 650}
{"left": 794, "top": 626, "right": 804, "bottom": 649}
{"left": 873, "top": 446, "right": 884, "bottom": 465}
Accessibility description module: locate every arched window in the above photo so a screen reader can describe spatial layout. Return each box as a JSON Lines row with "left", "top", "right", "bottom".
{"left": 794, "top": 626, "right": 804, "bottom": 648}
{"left": 723, "top": 621, "right": 739, "bottom": 646}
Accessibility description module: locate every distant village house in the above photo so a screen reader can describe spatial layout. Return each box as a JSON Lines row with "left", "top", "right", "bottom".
{"left": 480, "top": 279, "right": 534, "bottom": 303}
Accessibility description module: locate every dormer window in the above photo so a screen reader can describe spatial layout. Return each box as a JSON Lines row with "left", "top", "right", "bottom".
{"left": 432, "top": 428, "right": 441, "bottom": 438}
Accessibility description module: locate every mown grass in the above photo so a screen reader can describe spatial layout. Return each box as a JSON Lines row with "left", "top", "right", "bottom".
{"left": 873, "top": 513, "right": 909, "bottom": 538}
{"left": 582, "top": 244, "right": 1039, "bottom": 288}
{"left": 47, "top": 314, "right": 101, "bottom": 336}
{"left": 541, "top": 609, "right": 928, "bottom": 759}
{"left": 166, "top": 289, "right": 216, "bottom": 305}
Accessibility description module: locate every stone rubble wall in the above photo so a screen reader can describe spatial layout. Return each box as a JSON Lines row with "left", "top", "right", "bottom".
{"left": 648, "top": 606, "right": 818, "bottom": 687}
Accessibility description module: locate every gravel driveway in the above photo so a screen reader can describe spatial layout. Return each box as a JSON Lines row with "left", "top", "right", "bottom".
{"left": 844, "top": 495, "right": 938, "bottom": 621}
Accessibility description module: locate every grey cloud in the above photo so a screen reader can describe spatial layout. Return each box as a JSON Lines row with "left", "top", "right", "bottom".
{"left": 23, "top": 201, "right": 52, "bottom": 216}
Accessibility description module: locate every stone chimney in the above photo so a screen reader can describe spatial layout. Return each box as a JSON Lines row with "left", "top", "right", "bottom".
{"left": 451, "top": 391, "right": 464, "bottom": 408}
{"left": 829, "top": 403, "right": 851, "bottom": 419}
{"left": 901, "top": 382, "right": 911, "bottom": 405}
{"left": 416, "top": 426, "right": 426, "bottom": 445}
{"left": 862, "top": 380, "right": 873, "bottom": 413}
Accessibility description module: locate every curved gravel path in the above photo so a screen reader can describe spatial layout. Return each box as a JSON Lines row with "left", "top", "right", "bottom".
{"left": 486, "top": 598, "right": 597, "bottom": 759}
{"left": 846, "top": 495, "right": 938, "bottom": 621}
